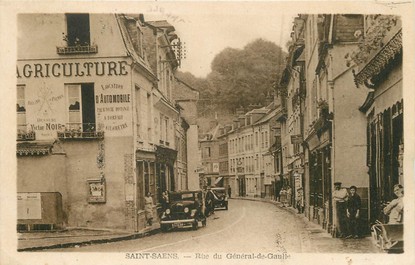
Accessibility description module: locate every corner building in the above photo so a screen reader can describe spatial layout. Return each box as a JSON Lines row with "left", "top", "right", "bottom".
{"left": 16, "top": 14, "right": 188, "bottom": 232}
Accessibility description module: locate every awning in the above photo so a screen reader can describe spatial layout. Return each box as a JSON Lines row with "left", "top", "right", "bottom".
{"left": 17, "top": 141, "right": 54, "bottom": 156}
{"left": 214, "top": 177, "right": 224, "bottom": 185}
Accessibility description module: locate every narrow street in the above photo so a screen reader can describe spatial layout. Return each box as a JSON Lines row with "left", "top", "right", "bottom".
{"left": 46, "top": 199, "right": 378, "bottom": 253}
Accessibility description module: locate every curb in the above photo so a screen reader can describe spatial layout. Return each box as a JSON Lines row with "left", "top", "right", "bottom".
{"left": 18, "top": 227, "right": 161, "bottom": 252}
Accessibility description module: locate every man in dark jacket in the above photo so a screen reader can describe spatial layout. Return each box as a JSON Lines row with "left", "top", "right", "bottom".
{"left": 346, "top": 185, "right": 361, "bottom": 238}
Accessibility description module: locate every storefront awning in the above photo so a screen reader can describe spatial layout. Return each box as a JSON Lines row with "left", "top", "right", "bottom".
{"left": 214, "top": 177, "right": 223, "bottom": 185}
{"left": 17, "top": 141, "right": 54, "bottom": 156}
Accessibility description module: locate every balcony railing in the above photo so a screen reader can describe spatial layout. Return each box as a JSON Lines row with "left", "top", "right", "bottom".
{"left": 56, "top": 45, "right": 98, "bottom": 55}
{"left": 57, "top": 123, "right": 104, "bottom": 140}
{"left": 17, "top": 131, "right": 36, "bottom": 141}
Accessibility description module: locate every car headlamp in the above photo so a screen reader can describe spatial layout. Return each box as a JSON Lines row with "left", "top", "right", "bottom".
{"left": 165, "top": 209, "right": 171, "bottom": 215}
{"left": 184, "top": 207, "right": 189, "bottom": 213}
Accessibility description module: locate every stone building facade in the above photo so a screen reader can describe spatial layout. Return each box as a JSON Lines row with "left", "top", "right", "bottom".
{"left": 16, "top": 13, "right": 196, "bottom": 232}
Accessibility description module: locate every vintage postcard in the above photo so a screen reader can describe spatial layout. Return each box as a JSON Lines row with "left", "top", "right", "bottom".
{"left": 1, "top": 1, "right": 414, "bottom": 265}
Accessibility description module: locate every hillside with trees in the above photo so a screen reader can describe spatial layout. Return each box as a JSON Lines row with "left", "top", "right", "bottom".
{"left": 176, "top": 38, "right": 287, "bottom": 130}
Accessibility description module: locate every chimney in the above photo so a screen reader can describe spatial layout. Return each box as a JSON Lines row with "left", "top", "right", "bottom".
{"left": 235, "top": 106, "right": 245, "bottom": 116}
{"left": 209, "top": 119, "right": 218, "bottom": 130}
{"left": 264, "top": 91, "right": 274, "bottom": 106}
{"left": 233, "top": 118, "right": 239, "bottom": 129}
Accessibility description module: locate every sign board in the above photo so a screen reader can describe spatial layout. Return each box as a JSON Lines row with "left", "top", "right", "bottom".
{"left": 195, "top": 166, "right": 205, "bottom": 174}
{"left": 212, "top": 163, "right": 219, "bottom": 173}
{"left": 87, "top": 179, "right": 106, "bottom": 203}
{"left": 291, "top": 134, "right": 303, "bottom": 144}
{"left": 17, "top": 193, "right": 41, "bottom": 219}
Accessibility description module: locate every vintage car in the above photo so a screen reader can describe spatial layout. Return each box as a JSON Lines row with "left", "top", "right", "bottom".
{"left": 160, "top": 190, "right": 207, "bottom": 232}
{"left": 207, "top": 187, "right": 229, "bottom": 210}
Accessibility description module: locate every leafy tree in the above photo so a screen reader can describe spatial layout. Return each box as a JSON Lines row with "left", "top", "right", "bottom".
{"left": 208, "top": 38, "right": 286, "bottom": 112}
{"left": 175, "top": 38, "right": 287, "bottom": 117}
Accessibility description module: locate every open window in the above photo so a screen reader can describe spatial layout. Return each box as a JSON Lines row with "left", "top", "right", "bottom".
{"left": 66, "top": 13, "right": 90, "bottom": 46}
{"left": 64, "top": 83, "right": 97, "bottom": 135}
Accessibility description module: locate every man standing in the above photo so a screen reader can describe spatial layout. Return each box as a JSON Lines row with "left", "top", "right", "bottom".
{"left": 296, "top": 187, "right": 304, "bottom": 214}
{"left": 228, "top": 185, "right": 232, "bottom": 198}
{"left": 346, "top": 186, "right": 361, "bottom": 238}
{"left": 332, "top": 182, "right": 348, "bottom": 238}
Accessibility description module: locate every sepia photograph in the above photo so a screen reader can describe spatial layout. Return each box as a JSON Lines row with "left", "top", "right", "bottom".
{"left": 1, "top": 1, "right": 414, "bottom": 265}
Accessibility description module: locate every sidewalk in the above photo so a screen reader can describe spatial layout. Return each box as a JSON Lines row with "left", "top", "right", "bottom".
{"left": 232, "top": 196, "right": 381, "bottom": 253}
{"left": 18, "top": 224, "right": 160, "bottom": 251}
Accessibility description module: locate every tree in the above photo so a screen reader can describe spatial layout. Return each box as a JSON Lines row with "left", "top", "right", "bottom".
{"left": 208, "top": 38, "right": 286, "bottom": 112}
{"left": 175, "top": 38, "right": 287, "bottom": 117}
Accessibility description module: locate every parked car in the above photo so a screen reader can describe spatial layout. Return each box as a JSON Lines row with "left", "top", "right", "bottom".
{"left": 208, "top": 187, "right": 229, "bottom": 210}
{"left": 160, "top": 190, "right": 207, "bottom": 232}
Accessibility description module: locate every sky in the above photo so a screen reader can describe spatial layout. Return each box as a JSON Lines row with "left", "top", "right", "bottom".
{"left": 144, "top": 3, "right": 296, "bottom": 78}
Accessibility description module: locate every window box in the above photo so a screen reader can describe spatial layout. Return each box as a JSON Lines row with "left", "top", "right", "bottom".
{"left": 17, "top": 131, "right": 36, "bottom": 141}
{"left": 56, "top": 45, "right": 98, "bottom": 55}
{"left": 57, "top": 129, "right": 104, "bottom": 140}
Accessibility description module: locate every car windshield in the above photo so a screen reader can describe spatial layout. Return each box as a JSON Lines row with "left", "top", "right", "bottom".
{"left": 169, "top": 192, "right": 195, "bottom": 202}
{"left": 212, "top": 189, "right": 226, "bottom": 197}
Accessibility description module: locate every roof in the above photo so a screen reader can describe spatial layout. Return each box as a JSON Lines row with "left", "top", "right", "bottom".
{"left": 116, "top": 14, "right": 156, "bottom": 80}
{"left": 254, "top": 108, "right": 281, "bottom": 125}
{"left": 146, "top": 20, "right": 175, "bottom": 33}
{"left": 200, "top": 123, "right": 221, "bottom": 141}
{"left": 175, "top": 77, "right": 199, "bottom": 93}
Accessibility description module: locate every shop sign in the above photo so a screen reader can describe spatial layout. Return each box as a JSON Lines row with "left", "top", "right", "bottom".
{"left": 291, "top": 134, "right": 302, "bottom": 144}
{"left": 212, "top": 163, "right": 219, "bottom": 173}
{"left": 17, "top": 61, "right": 129, "bottom": 79}
{"left": 17, "top": 193, "right": 41, "bottom": 219}
{"left": 87, "top": 179, "right": 106, "bottom": 203}
{"left": 96, "top": 82, "right": 132, "bottom": 137}
{"left": 195, "top": 166, "right": 205, "bottom": 174}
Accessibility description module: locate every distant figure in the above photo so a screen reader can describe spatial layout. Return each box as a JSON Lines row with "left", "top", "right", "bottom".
{"left": 161, "top": 191, "right": 169, "bottom": 210}
{"left": 332, "top": 182, "right": 349, "bottom": 238}
{"left": 384, "top": 184, "right": 404, "bottom": 224}
{"left": 144, "top": 192, "right": 154, "bottom": 226}
{"left": 205, "top": 187, "right": 215, "bottom": 216}
{"left": 346, "top": 186, "right": 361, "bottom": 239}
{"left": 228, "top": 185, "right": 232, "bottom": 198}
{"left": 280, "top": 186, "right": 287, "bottom": 207}
{"left": 296, "top": 187, "right": 304, "bottom": 214}
{"left": 286, "top": 185, "right": 292, "bottom": 207}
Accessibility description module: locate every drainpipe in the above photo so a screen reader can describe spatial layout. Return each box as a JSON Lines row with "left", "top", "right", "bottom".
{"left": 327, "top": 49, "right": 335, "bottom": 235}
{"left": 130, "top": 62, "right": 138, "bottom": 232}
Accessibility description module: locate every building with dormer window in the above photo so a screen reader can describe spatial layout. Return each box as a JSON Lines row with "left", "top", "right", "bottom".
{"left": 16, "top": 13, "right": 194, "bottom": 232}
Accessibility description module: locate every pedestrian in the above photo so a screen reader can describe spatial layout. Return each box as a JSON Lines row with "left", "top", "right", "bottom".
{"left": 280, "top": 186, "right": 287, "bottom": 207}
{"left": 286, "top": 185, "right": 292, "bottom": 207}
{"left": 332, "top": 182, "right": 348, "bottom": 238}
{"left": 296, "top": 187, "right": 304, "bottom": 214}
{"left": 383, "top": 184, "right": 404, "bottom": 224}
{"left": 275, "top": 181, "right": 281, "bottom": 202}
{"left": 205, "top": 187, "right": 215, "bottom": 216}
{"left": 161, "top": 191, "right": 169, "bottom": 210}
{"left": 346, "top": 185, "right": 361, "bottom": 239}
{"left": 228, "top": 185, "right": 232, "bottom": 198}
{"left": 144, "top": 192, "right": 154, "bottom": 226}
